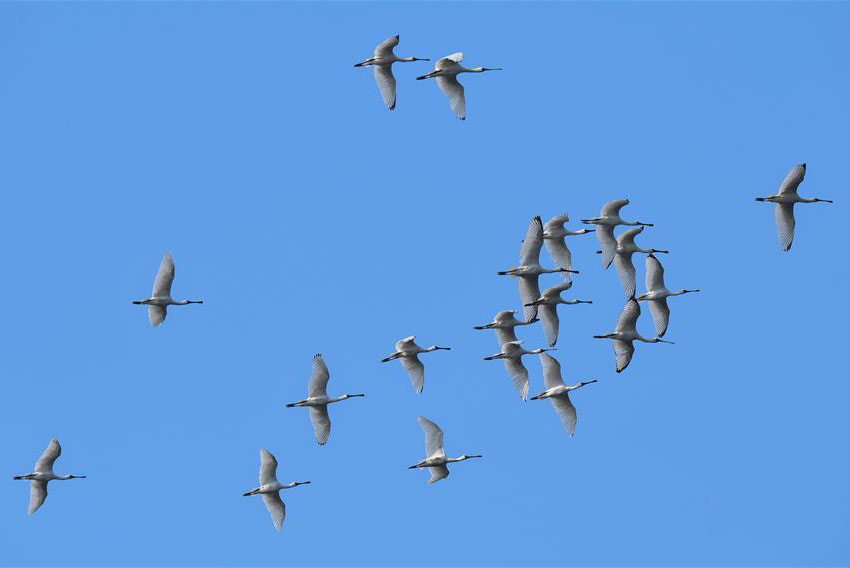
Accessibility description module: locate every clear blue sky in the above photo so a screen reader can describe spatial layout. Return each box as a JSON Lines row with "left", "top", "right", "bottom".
{"left": 1, "top": 2, "right": 848, "bottom": 566}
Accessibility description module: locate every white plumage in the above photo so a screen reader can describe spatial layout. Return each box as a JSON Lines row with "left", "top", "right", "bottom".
{"left": 417, "top": 52, "right": 502, "bottom": 120}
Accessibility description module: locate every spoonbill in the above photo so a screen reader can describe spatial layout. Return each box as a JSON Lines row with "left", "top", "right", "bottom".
{"left": 636, "top": 254, "right": 699, "bottom": 337}
{"left": 582, "top": 200, "right": 653, "bottom": 268}
{"left": 354, "top": 35, "right": 429, "bottom": 111}
{"left": 381, "top": 336, "right": 450, "bottom": 394}
{"left": 13, "top": 438, "right": 86, "bottom": 515}
{"left": 286, "top": 354, "right": 365, "bottom": 445}
{"left": 525, "top": 282, "right": 593, "bottom": 347}
{"left": 530, "top": 352, "right": 597, "bottom": 437}
{"left": 609, "top": 226, "right": 668, "bottom": 299}
{"left": 543, "top": 214, "right": 593, "bottom": 282}
{"left": 132, "top": 253, "right": 203, "bottom": 327}
{"left": 416, "top": 52, "right": 502, "bottom": 120}
{"left": 484, "top": 340, "right": 554, "bottom": 400}
{"left": 409, "top": 416, "right": 482, "bottom": 484}
{"left": 242, "top": 449, "right": 310, "bottom": 532}
{"left": 755, "top": 163, "right": 833, "bottom": 251}
{"left": 499, "top": 216, "right": 578, "bottom": 323}
{"left": 593, "top": 299, "right": 673, "bottom": 373}
{"left": 473, "top": 310, "right": 539, "bottom": 348}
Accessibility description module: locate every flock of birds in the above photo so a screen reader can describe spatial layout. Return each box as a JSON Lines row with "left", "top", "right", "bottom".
{"left": 12, "top": 34, "right": 834, "bottom": 533}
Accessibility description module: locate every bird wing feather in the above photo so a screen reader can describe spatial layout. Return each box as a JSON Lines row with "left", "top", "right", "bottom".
{"left": 539, "top": 351, "right": 565, "bottom": 390}
{"left": 436, "top": 75, "right": 466, "bottom": 120}
{"left": 601, "top": 199, "right": 629, "bottom": 217}
{"left": 428, "top": 464, "right": 450, "bottom": 484}
{"left": 614, "top": 253, "right": 637, "bottom": 299}
{"left": 648, "top": 298, "right": 670, "bottom": 338}
{"left": 28, "top": 480, "right": 48, "bottom": 515}
{"left": 550, "top": 393, "right": 578, "bottom": 437}
{"left": 308, "top": 354, "right": 331, "bottom": 398}
{"left": 645, "top": 254, "right": 665, "bottom": 291}
{"left": 544, "top": 237, "right": 573, "bottom": 282}
{"left": 310, "top": 405, "right": 331, "bottom": 446}
{"left": 34, "top": 438, "right": 61, "bottom": 473}
{"left": 613, "top": 339, "right": 635, "bottom": 373}
{"left": 503, "top": 357, "right": 530, "bottom": 400}
{"left": 148, "top": 305, "right": 167, "bottom": 327}
{"left": 538, "top": 304, "right": 560, "bottom": 348}
{"left": 418, "top": 416, "right": 445, "bottom": 459}
{"left": 401, "top": 355, "right": 425, "bottom": 394}
{"left": 778, "top": 164, "right": 805, "bottom": 195}
{"left": 152, "top": 253, "right": 175, "bottom": 298}
{"left": 519, "top": 216, "right": 544, "bottom": 266}
{"left": 262, "top": 492, "right": 286, "bottom": 532}
{"left": 596, "top": 225, "right": 617, "bottom": 268}
{"left": 615, "top": 300, "right": 641, "bottom": 334}
{"left": 374, "top": 35, "right": 400, "bottom": 58}
{"left": 259, "top": 449, "right": 278, "bottom": 485}
{"left": 775, "top": 202, "right": 795, "bottom": 251}
{"left": 518, "top": 275, "right": 541, "bottom": 323}
{"left": 373, "top": 64, "right": 397, "bottom": 110}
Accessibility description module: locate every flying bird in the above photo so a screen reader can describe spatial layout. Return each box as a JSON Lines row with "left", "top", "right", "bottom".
{"left": 13, "top": 438, "right": 86, "bottom": 515}
{"left": 525, "top": 282, "right": 592, "bottom": 347}
{"left": 473, "top": 310, "right": 539, "bottom": 349}
{"left": 582, "top": 200, "right": 653, "bottom": 268}
{"left": 499, "top": 216, "right": 578, "bottom": 323}
{"left": 381, "top": 336, "right": 450, "bottom": 394}
{"left": 755, "top": 163, "right": 833, "bottom": 251}
{"left": 636, "top": 254, "right": 699, "bottom": 337}
{"left": 286, "top": 354, "right": 365, "bottom": 445}
{"left": 484, "top": 340, "right": 554, "bottom": 400}
{"left": 609, "top": 226, "right": 668, "bottom": 299}
{"left": 593, "top": 299, "right": 673, "bottom": 373}
{"left": 132, "top": 253, "right": 203, "bottom": 327}
{"left": 408, "top": 416, "right": 482, "bottom": 484}
{"left": 242, "top": 449, "right": 310, "bottom": 532}
{"left": 530, "top": 352, "right": 597, "bottom": 437}
{"left": 543, "top": 214, "right": 593, "bottom": 283}
{"left": 354, "top": 35, "right": 429, "bottom": 111}
{"left": 416, "top": 52, "right": 502, "bottom": 120}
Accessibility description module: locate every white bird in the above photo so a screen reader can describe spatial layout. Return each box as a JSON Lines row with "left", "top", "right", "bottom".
{"left": 132, "top": 253, "right": 203, "bottom": 327}
{"left": 416, "top": 52, "right": 502, "bottom": 120}
{"left": 530, "top": 352, "right": 597, "bottom": 437}
{"left": 594, "top": 299, "right": 673, "bottom": 373}
{"left": 484, "top": 340, "right": 554, "bottom": 400}
{"left": 286, "top": 354, "right": 365, "bottom": 445}
{"left": 755, "top": 163, "right": 833, "bottom": 251}
{"left": 499, "top": 216, "right": 578, "bottom": 323}
{"left": 582, "top": 199, "right": 653, "bottom": 268}
{"left": 13, "top": 438, "right": 86, "bottom": 515}
{"left": 408, "top": 416, "right": 482, "bottom": 484}
{"left": 543, "top": 214, "right": 594, "bottom": 283}
{"left": 242, "top": 449, "right": 310, "bottom": 532}
{"left": 609, "top": 226, "right": 668, "bottom": 299}
{"left": 636, "top": 254, "right": 699, "bottom": 337}
{"left": 354, "top": 35, "right": 429, "bottom": 111}
{"left": 525, "top": 282, "right": 593, "bottom": 347}
{"left": 473, "top": 310, "right": 539, "bottom": 348}
{"left": 381, "top": 336, "right": 451, "bottom": 394}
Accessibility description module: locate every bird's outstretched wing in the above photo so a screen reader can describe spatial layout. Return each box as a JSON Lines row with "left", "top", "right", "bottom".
{"left": 35, "top": 438, "right": 61, "bottom": 473}
{"left": 310, "top": 405, "right": 331, "bottom": 446}
{"left": 645, "top": 254, "right": 666, "bottom": 291}
{"left": 596, "top": 225, "right": 617, "bottom": 268}
{"left": 401, "top": 355, "right": 425, "bottom": 394}
{"left": 259, "top": 449, "right": 278, "bottom": 485}
{"left": 28, "top": 480, "right": 48, "bottom": 515}
{"left": 148, "top": 305, "right": 167, "bottom": 327}
{"left": 435, "top": 52, "right": 464, "bottom": 70}
{"left": 436, "top": 76, "right": 466, "bottom": 120}
{"left": 550, "top": 394, "right": 577, "bottom": 437}
{"left": 518, "top": 276, "right": 541, "bottom": 323}
{"left": 775, "top": 202, "right": 796, "bottom": 251}
{"left": 308, "top": 354, "right": 331, "bottom": 398}
{"left": 538, "top": 304, "right": 560, "bottom": 348}
{"left": 519, "top": 216, "right": 544, "bottom": 266}
{"left": 152, "top": 253, "right": 175, "bottom": 298}
{"left": 615, "top": 299, "right": 641, "bottom": 334}
{"left": 503, "top": 357, "right": 530, "bottom": 401}
{"left": 374, "top": 35, "right": 399, "bottom": 58}
{"left": 374, "top": 64, "right": 397, "bottom": 110}
{"left": 539, "top": 352, "right": 565, "bottom": 390}
{"left": 428, "top": 464, "right": 450, "bottom": 484}
{"left": 648, "top": 298, "right": 670, "bottom": 338}
{"left": 418, "top": 416, "right": 445, "bottom": 459}
{"left": 614, "top": 253, "right": 637, "bottom": 299}
{"left": 262, "top": 492, "right": 286, "bottom": 532}
{"left": 613, "top": 339, "right": 635, "bottom": 373}
{"left": 544, "top": 237, "right": 573, "bottom": 282}
{"left": 778, "top": 164, "right": 805, "bottom": 195}
{"left": 601, "top": 199, "right": 629, "bottom": 217}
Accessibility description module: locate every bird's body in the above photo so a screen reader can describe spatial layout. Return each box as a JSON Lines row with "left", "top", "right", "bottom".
{"left": 354, "top": 35, "right": 429, "bottom": 111}
{"left": 543, "top": 214, "right": 593, "bottom": 283}
{"left": 582, "top": 200, "right": 653, "bottom": 268}
{"left": 525, "top": 282, "right": 593, "bottom": 347}
{"left": 499, "top": 216, "right": 578, "bottom": 323}
{"left": 755, "top": 163, "right": 833, "bottom": 251}
{"left": 610, "top": 226, "right": 669, "bottom": 299}
{"left": 242, "top": 449, "right": 310, "bottom": 532}
{"left": 484, "top": 340, "right": 554, "bottom": 400}
{"left": 636, "top": 254, "right": 699, "bottom": 337}
{"left": 416, "top": 52, "right": 502, "bottom": 120}
{"left": 530, "top": 352, "right": 597, "bottom": 437}
{"left": 381, "top": 336, "right": 450, "bottom": 394}
{"left": 286, "top": 354, "right": 364, "bottom": 445}
{"left": 132, "top": 253, "right": 203, "bottom": 326}
{"left": 593, "top": 299, "right": 673, "bottom": 373}
{"left": 473, "top": 310, "right": 539, "bottom": 348}
{"left": 409, "top": 416, "right": 481, "bottom": 484}
{"left": 13, "top": 438, "right": 86, "bottom": 515}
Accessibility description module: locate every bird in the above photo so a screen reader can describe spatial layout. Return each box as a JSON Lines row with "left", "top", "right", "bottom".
{"left": 381, "top": 336, "right": 451, "bottom": 394}
{"left": 499, "top": 216, "right": 578, "bottom": 323}
{"left": 416, "top": 52, "right": 502, "bottom": 120}
{"left": 755, "top": 163, "right": 833, "bottom": 251}
{"left": 484, "top": 340, "right": 554, "bottom": 400}
{"left": 354, "top": 35, "right": 429, "bottom": 111}
{"left": 242, "top": 449, "right": 310, "bottom": 532}
{"left": 594, "top": 299, "right": 673, "bottom": 373}
{"left": 582, "top": 199, "right": 653, "bottom": 268}
{"left": 473, "top": 310, "right": 539, "bottom": 349}
{"left": 636, "top": 254, "right": 699, "bottom": 337}
{"left": 408, "top": 416, "right": 482, "bottom": 484}
{"left": 13, "top": 438, "right": 86, "bottom": 515}
{"left": 524, "top": 282, "right": 593, "bottom": 347}
{"left": 530, "top": 352, "right": 597, "bottom": 437}
{"left": 132, "top": 252, "right": 203, "bottom": 327}
{"left": 609, "top": 226, "right": 669, "bottom": 299}
{"left": 286, "top": 354, "right": 365, "bottom": 445}
{"left": 543, "top": 214, "right": 594, "bottom": 283}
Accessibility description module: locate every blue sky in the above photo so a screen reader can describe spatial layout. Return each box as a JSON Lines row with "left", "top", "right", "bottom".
{"left": 1, "top": 2, "right": 848, "bottom": 566}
